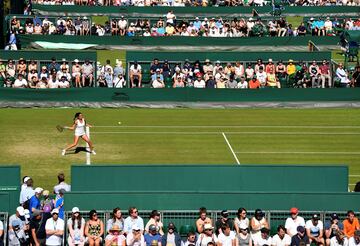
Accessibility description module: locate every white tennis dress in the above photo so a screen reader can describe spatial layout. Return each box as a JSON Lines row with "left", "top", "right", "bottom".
{"left": 75, "top": 119, "right": 86, "bottom": 137}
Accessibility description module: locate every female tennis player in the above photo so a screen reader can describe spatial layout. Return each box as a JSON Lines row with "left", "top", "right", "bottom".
{"left": 62, "top": 112, "right": 96, "bottom": 156}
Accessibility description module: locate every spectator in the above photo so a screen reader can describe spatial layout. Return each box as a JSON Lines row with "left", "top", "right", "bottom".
{"left": 183, "top": 232, "right": 197, "bottom": 246}
{"left": 196, "top": 207, "right": 213, "bottom": 234}
{"left": 0, "top": 218, "right": 3, "bottom": 246}
{"left": 249, "top": 76, "right": 261, "bottom": 89}
{"left": 161, "top": 222, "right": 181, "bottom": 246}
{"left": 194, "top": 74, "right": 206, "bottom": 88}
{"left": 285, "top": 208, "right": 305, "bottom": 237}
{"left": 151, "top": 69, "right": 164, "bottom": 82}
{"left": 348, "top": 230, "right": 360, "bottom": 246}
{"left": 245, "top": 64, "right": 255, "bottom": 80}
{"left": 72, "top": 59, "right": 82, "bottom": 87}
{"left": 124, "top": 207, "right": 144, "bottom": 235}
{"left": 48, "top": 57, "right": 60, "bottom": 73}
{"left": 54, "top": 189, "right": 65, "bottom": 220}
{"left": 145, "top": 210, "right": 164, "bottom": 236}
{"left": 351, "top": 66, "right": 360, "bottom": 88}
{"left": 319, "top": 60, "right": 331, "bottom": 88}
{"left": 81, "top": 59, "right": 94, "bottom": 87}
{"left": 13, "top": 74, "right": 28, "bottom": 88}
{"left": 105, "top": 225, "right": 126, "bottom": 246}
{"left": 343, "top": 211, "right": 360, "bottom": 238}
{"left": 144, "top": 224, "right": 162, "bottom": 246}
{"left": 218, "top": 224, "right": 236, "bottom": 246}
{"left": 126, "top": 225, "right": 145, "bottom": 246}
{"left": 29, "top": 187, "right": 43, "bottom": 217}
{"left": 85, "top": 210, "right": 104, "bottom": 246}
{"left": 226, "top": 74, "right": 238, "bottom": 88}
{"left": 215, "top": 210, "right": 234, "bottom": 235}
{"left": 107, "top": 208, "right": 124, "bottom": 234}
{"left": 291, "top": 226, "right": 310, "bottom": 246}
{"left": 336, "top": 63, "right": 351, "bottom": 87}
{"left": 53, "top": 172, "right": 71, "bottom": 195}
{"left": 114, "top": 59, "right": 124, "bottom": 78}
{"left": 196, "top": 224, "right": 219, "bottom": 246}
{"left": 256, "top": 66, "right": 267, "bottom": 88}
{"left": 305, "top": 214, "right": 324, "bottom": 246}
{"left": 253, "top": 228, "right": 272, "bottom": 246}
{"left": 8, "top": 219, "right": 28, "bottom": 246}
{"left": 237, "top": 224, "right": 252, "bottom": 246}
{"left": 45, "top": 209, "right": 64, "bottom": 246}
{"left": 234, "top": 208, "right": 249, "bottom": 234}
{"left": 129, "top": 62, "right": 142, "bottom": 88}
{"left": 250, "top": 209, "right": 269, "bottom": 239}
{"left": 272, "top": 225, "right": 291, "bottom": 246}
{"left": 40, "top": 190, "right": 54, "bottom": 214}
{"left": 309, "top": 61, "right": 321, "bottom": 88}
{"left": 237, "top": 76, "right": 248, "bottom": 89}
{"left": 152, "top": 75, "right": 165, "bottom": 88}
{"left": 58, "top": 75, "right": 70, "bottom": 88}
{"left": 30, "top": 210, "right": 46, "bottom": 246}
{"left": 113, "top": 74, "right": 126, "bottom": 88}
{"left": 325, "top": 213, "right": 344, "bottom": 246}
{"left": 330, "top": 230, "right": 348, "bottom": 246}
{"left": 19, "top": 177, "right": 34, "bottom": 208}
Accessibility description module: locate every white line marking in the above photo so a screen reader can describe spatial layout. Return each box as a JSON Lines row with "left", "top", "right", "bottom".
{"left": 94, "top": 125, "right": 360, "bottom": 129}
{"left": 222, "top": 132, "right": 240, "bottom": 165}
{"left": 234, "top": 151, "right": 360, "bottom": 155}
{"left": 349, "top": 175, "right": 360, "bottom": 177}
{"left": 86, "top": 126, "right": 91, "bottom": 165}
{"left": 91, "top": 131, "right": 360, "bottom": 135}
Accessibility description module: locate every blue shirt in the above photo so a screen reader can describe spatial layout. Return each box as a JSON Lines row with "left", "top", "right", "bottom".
{"left": 194, "top": 21, "right": 202, "bottom": 30}
{"left": 55, "top": 197, "right": 64, "bottom": 220}
{"left": 151, "top": 74, "right": 163, "bottom": 82}
{"left": 9, "top": 33, "right": 16, "bottom": 44}
{"left": 144, "top": 233, "right": 162, "bottom": 246}
{"left": 157, "top": 27, "right": 165, "bottom": 36}
{"left": 29, "top": 195, "right": 40, "bottom": 217}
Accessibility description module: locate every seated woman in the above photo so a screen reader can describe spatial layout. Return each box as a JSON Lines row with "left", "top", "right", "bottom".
{"left": 68, "top": 207, "right": 85, "bottom": 246}
{"left": 85, "top": 210, "right": 104, "bottom": 246}
{"left": 250, "top": 209, "right": 269, "bottom": 240}
{"left": 145, "top": 210, "right": 164, "bottom": 236}
{"left": 266, "top": 73, "right": 281, "bottom": 88}
{"left": 106, "top": 208, "right": 124, "bottom": 234}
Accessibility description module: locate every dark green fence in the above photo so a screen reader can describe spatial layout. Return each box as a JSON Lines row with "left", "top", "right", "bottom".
{"left": 0, "top": 166, "right": 20, "bottom": 213}
{"left": 71, "top": 165, "right": 348, "bottom": 192}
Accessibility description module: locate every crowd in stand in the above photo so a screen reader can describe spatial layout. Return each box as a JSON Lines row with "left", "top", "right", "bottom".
{"left": 29, "top": 0, "right": 360, "bottom": 6}
{"left": 128, "top": 58, "right": 359, "bottom": 89}
{"left": 0, "top": 57, "right": 98, "bottom": 88}
{"left": 9, "top": 15, "right": 360, "bottom": 37}
{"left": 1, "top": 173, "right": 360, "bottom": 246}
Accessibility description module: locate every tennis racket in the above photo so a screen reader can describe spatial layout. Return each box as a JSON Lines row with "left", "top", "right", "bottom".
{"left": 56, "top": 125, "right": 66, "bottom": 132}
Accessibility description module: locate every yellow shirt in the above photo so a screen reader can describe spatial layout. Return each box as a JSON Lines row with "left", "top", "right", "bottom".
{"left": 287, "top": 64, "right": 296, "bottom": 75}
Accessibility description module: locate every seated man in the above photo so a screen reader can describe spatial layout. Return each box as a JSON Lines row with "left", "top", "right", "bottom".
{"left": 196, "top": 207, "right": 212, "bottom": 235}
{"left": 272, "top": 225, "right": 291, "bottom": 246}
{"left": 291, "top": 226, "right": 310, "bottom": 246}
{"left": 81, "top": 59, "right": 94, "bottom": 87}
{"left": 348, "top": 230, "right": 360, "bottom": 246}
{"left": 196, "top": 224, "right": 218, "bottom": 246}
{"left": 285, "top": 208, "right": 305, "bottom": 237}
{"left": 253, "top": 228, "right": 272, "bottom": 246}
{"left": 325, "top": 213, "right": 343, "bottom": 246}
{"left": 152, "top": 75, "right": 165, "bottom": 88}
{"left": 144, "top": 225, "right": 162, "bottom": 246}
{"left": 129, "top": 61, "right": 142, "bottom": 88}
{"left": 218, "top": 224, "right": 236, "bottom": 246}
{"left": 306, "top": 214, "right": 324, "bottom": 246}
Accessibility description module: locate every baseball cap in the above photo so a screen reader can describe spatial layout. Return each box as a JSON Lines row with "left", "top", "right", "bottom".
{"left": 72, "top": 207, "right": 80, "bottom": 214}
{"left": 149, "top": 224, "right": 157, "bottom": 231}
{"left": 312, "top": 214, "right": 319, "bottom": 220}
{"left": 204, "top": 224, "right": 214, "bottom": 230}
{"left": 290, "top": 207, "right": 299, "bottom": 214}
{"left": 297, "top": 226, "right": 305, "bottom": 233}
{"left": 51, "top": 208, "right": 59, "bottom": 215}
{"left": 43, "top": 190, "right": 50, "bottom": 196}
{"left": 132, "top": 224, "right": 141, "bottom": 231}
{"left": 221, "top": 210, "right": 229, "bottom": 217}
{"left": 156, "top": 68, "right": 160, "bottom": 72}
{"left": 24, "top": 176, "right": 31, "bottom": 183}
{"left": 330, "top": 213, "right": 339, "bottom": 220}
{"left": 17, "top": 206, "right": 25, "bottom": 216}
{"left": 34, "top": 187, "right": 43, "bottom": 194}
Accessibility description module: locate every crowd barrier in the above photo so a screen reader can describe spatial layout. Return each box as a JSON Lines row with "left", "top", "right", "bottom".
{"left": 0, "top": 167, "right": 20, "bottom": 214}
{"left": 71, "top": 165, "right": 348, "bottom": 192}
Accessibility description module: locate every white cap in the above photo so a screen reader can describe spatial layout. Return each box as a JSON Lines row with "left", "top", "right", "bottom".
{"left": 72, "top": 207, "right": 80, "bottom": 213}
{"left": 17, "top": 206, "right": 25, "bottom": 216}
{"left": 132, "top": 224, "right": 140, "bottom": 230}
{"left": 24, "top": 177, "right": 31, "bottom": 183}
{"left": 34, "top": 187, "right": 43, "bottom": 194}
{"left": 74, "top": 59, "right": 79, "bottom": 63}
{"left": 51, "top": 208, "right": 59, "bottom": 215}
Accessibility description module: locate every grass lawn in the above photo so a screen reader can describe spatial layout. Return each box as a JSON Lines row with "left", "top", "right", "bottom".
{"left": 0, "top": 108, "right": 359, "bottom": 190}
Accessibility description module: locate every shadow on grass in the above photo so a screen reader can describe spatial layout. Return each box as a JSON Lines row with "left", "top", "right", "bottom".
{"left": 67, "top": 147, "right": 90, "bottom": 155}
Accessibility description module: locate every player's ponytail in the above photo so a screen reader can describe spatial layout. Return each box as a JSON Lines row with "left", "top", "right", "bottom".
{"left": 74, "top": 112, "right": 81, "bottom": 121}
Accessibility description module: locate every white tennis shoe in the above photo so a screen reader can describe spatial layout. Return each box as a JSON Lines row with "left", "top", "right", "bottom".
{"left": 91, "top": 150, "right": 96, "bottom": 155}
{"left": 61, "top": 149, "right": 66, "bottom": 156}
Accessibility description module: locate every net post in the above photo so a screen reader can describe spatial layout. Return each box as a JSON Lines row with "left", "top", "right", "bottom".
{"left": 86, "top": 126, "right": 91, "bottom": 165}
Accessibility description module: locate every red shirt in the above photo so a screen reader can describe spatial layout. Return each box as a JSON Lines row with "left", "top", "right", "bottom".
{"left": 265, "top": 64, "right": 275, "bottom": 74}
{"left": 319, "top": 64, "right": 330, "bottom": 75}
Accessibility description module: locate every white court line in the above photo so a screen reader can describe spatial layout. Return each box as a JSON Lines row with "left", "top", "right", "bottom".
{"left": 94, "top": 125, "right": 360, "bottom": 129}
{"left": 222, "top": 132, "right": 240, "bottom": 165}
{"left": 91, "top": 131, "right": 360, "bottom": 135}
{"left": 234, "top": 151, "right": 360, "bottom": 155}
{"left": 349, "top": 175, "right": 360, "bottom": 177}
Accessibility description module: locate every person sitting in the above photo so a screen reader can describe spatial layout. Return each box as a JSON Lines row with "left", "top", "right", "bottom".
{"left": 67, "top": 207, "right": 85, "bottom": 246}
{"left": 305, "top": 214, "right": 324, "bottom": 246}
{"left": 196, "top": 224, "right": 218, "bottom": 246}
{"left": 85, "top": 210, "right": 104, "bottom": 246}
{"left": 161, "top": 223, "right": 181, "bottom": 246}
{"left": 253, "top": 228, "right": 272, "bottom": 246}
{"left": 106, "top": 208, "right": 124, "bottom": 234}
{"left": 291, "top": 226, "right": 310, "bottom": 246}
{"left": 250, "top": 209, "right": 269, "bottom": 240}
{"left": 144, "top": 225, "right": 162, "bottom": 246}
{"left": 105, "top": 225, "right": 126, "bottom": 246}
{"left": 145, "top": 210, "right": 164, "bottom": 236}
{"left": 272, "top": 225, "right": 291, "bottom": 246}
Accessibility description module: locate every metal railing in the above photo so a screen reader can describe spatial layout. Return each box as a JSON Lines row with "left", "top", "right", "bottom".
{"left": 0, "top": 212, "right": 8, "bottom": 246}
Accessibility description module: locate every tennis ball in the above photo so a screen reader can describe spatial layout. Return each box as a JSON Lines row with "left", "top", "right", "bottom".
{"left": 118, "top": 122, "right": 122, "bottom": 125}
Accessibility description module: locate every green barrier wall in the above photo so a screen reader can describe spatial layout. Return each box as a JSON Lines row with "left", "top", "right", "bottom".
{"left": 0, "top": 166, "right": 20, "bottom": 213}
{"left": 64, "top": 191, "right": 360, "bottom": 211}
{"left": 32, "top": 4, "right": 360, "bottom": 15}
{"left": 71, "top": 165, "right": 348, "bottom": 192}
{"left": 0, "top": 50, "right": 97, "bottom": 61}
{"left": 126, "top": 51, "right": 331, "bottom": 62}
{"left": 1, "top": 88, "right": 360, "bottom": 102}
{"left": 18, "top": 35, "right": 339, "bottom": 49}
{"left": 0, "top": 193, "right": 11, "bottom": 213}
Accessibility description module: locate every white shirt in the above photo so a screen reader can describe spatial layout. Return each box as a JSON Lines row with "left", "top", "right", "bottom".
{"left": 13, "top": 79, "right": 28, "bottom": 88}
{"left": 123, "top": 216, "right": 144, "bottom": 234}
{"left": 253, "top": 234, "right": 272, "bottom": 246}
{"left": 48, "top": 80, "right": 59, "bottom": 89}
{"left": 285, "top": 217, "right": 305, "bottom": 236}
{"left": 126, "top": 232, "right": 146, "bottom": 246}
{"left": 194, "top": 80, "right": 206, "bottom": 88}
{"left": 130, "top": 64, "right": 142, "bottom": 75}
{"left": 196, "top": 234, "right": 219, "bottom": 246}
{"left": 118, "top": 20, "right": 128, "bottom": 29}
{"left": 58, "top": 80, "right": 70, "bottom": 88}
{"left": 20, "top": 186, "right": 34, "bottom": 204}
{"left": 45, "top": 217, "right": 64, "bottom": 246}
{"left": 348, "top": 237, "right": 360, "bottom": 246}
{"left": 256, "top": 71, "right": 267, "bottom": 84}
{"left": 152, "top": 80, "right": 164, "bottom": 88}
{"left": 114, "top": 77, "right": 125, "bottom": 88}
{"left": 336, "top": 68, "right": 350, "bottom": 83}
{"left": 305, "top": 220, "right": 323, "bottom": 237}
{"left": 272, "top": 234, "right": 291, "bottom": 246}
{"left": 0, "top": 220, "right": 3, "bottom": 230}
{"left": 218, "top": 231, "right": 236, "bottom": 246}
{"left": 330, "top": 237, "right": 349, "bottom": 246}
{"left": 238, "top": 81, "right": 248, "bottom": 89}
{"left": 54, "top": 182, "right": 71, "bottom": 194}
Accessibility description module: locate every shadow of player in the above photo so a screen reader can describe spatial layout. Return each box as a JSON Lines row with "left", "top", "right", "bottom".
{"left": 67, "top": 147, "right": 90, "bottom": 154}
